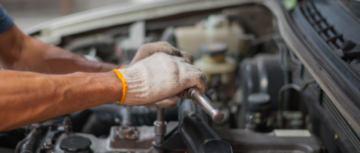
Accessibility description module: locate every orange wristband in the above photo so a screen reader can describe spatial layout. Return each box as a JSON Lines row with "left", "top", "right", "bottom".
{"left": 113, "top": 69, "right": 127, "bottom": 104}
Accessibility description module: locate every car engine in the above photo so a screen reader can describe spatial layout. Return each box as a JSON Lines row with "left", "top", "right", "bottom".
{"left": 1, "top": 0, "right": 360, "bottom": 153}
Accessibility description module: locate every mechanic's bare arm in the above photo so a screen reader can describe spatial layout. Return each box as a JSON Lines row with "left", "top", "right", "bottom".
{"left": 0, "top": 70, "right": 122, "bottom": 131}
{"left": 0, "top": 24, "right": 119, "bottom": 74}
{"left": 0, "top": 53, "right": 206, "bottom": 132}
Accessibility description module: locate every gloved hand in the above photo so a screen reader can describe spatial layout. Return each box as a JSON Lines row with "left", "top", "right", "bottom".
{"left": 113, "top": 52, "right": 206, "bottom": 108}
{"left": 130, "top": 41, "right": 193, "bottom": 65}
{"left": 125, "top": 41, "right": 195, "bottom": 107}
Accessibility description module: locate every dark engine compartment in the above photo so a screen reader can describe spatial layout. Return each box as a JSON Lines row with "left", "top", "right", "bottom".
{"left": 1, "top": 0, "right": 360, "bottom": 153}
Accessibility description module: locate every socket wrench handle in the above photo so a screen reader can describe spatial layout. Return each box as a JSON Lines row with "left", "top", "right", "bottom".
{"left": 188, "top": 88, "right": 224, "bottom": 123}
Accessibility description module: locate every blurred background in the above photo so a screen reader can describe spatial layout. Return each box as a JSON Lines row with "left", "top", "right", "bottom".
{"left": 0, "top": 0, "right": 132, "bottom": 30}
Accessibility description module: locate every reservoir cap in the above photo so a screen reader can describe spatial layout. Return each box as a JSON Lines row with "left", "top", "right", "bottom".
{"left": 200, "top": 43, "right": 227, "bottom": 56}
{"left": 60, "top": 136, "right": 91, "bottom": 152}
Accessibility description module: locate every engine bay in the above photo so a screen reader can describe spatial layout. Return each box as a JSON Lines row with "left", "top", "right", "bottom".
{"left": 2, "top": 0, "right": 360, "bottom": 152}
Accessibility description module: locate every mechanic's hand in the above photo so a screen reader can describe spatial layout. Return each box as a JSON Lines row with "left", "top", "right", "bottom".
{"left": 116, "top": 52, "right": 206, "bottom": 108}
{"left": 127, "top": 41, "right": 195, "bottom": 107}
{"left": 130, "top": 41, "right": 193, "bottom": 65}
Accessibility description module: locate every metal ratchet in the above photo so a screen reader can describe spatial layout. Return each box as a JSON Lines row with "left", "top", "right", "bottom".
{"left": 188, "top": 88, "right": 224, "bottom": 123}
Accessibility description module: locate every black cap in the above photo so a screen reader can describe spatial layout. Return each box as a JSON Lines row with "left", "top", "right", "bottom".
{"left": 60, "top": 136, "right": 91, "bottom": 152}
{"left": 247, "top": 93, "right": 272, "bottom": 112}
{"left": 200, "top": 43, "right": 227, "bottom": 56}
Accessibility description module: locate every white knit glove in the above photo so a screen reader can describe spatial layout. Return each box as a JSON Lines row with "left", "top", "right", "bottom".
{"left": 125, "top": 41, "right": 195, "bottom": 107}
{"left": 117, "top": 52, "right": 206, "bottom": 108}
{"left": 130, "top": 41, "right": 193, "bottom": 65}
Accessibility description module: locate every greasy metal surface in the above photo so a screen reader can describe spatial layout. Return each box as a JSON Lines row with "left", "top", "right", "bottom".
{"left": 113, "top": 126, "right": 140, "bottom": 140}
{"left": 53, "top": 122, "right": 178, "bottom": 153}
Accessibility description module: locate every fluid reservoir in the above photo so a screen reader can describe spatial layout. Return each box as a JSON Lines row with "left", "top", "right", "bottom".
{"left": 194, "top": 43, "right": 236, "bottom": 85}
{"left": 175, "top": 14, "right": 245, "bottom": 56}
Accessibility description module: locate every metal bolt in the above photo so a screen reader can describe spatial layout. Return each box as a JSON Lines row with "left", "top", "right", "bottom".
{"left": 63, "top": 117, "right": 72, "bottom": 135}
{"left": 44, "top": 141, "right": 53, "bottom": 149}
{"left": 153, "top": 108, "right": 167, "bottom": 147}
{"left": 114, "top": 118, "right": 121, "bottom": 124}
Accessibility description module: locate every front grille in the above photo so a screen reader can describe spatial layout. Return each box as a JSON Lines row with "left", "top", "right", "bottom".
{"left": 301, "top": 65, "right": 360, "bottom": 152}
{"left": 322, "top": 92, "right": 360, "bottom": 152}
